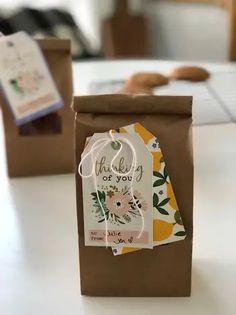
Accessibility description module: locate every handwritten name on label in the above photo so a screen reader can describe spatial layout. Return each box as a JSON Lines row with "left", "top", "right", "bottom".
{"left": 89, "top": 230, "right": 148, "bottom": 245}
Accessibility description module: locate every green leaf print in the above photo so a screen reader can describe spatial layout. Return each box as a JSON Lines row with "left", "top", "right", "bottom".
{"left": 98, "top": 190, "right": 106, "bottom": 202}
{"left": 158, "top": 197, "right": 170, "bottom": 207}
{"left": 156, "top": 207, "right": 169, "bottom": 215}
{"left": 163, "top": 166, "right": 168, "bottom": 180}
{"left": 153, "top": 171, "right": 164, "bottom": 179}
{"left": 91, "top": 192, "right": 97, "bottom": 200}
{"left": 174, "top": 211, "right": 183, "bottom": 225}
{"left": 153, "top": 193, "right": 159, "bottom": 207}
{"left": 153, "top": 194, "right": 169, "bottom": 215}
{"left": 153, "top": 179, "right": 166, "bottom": 187}
{"left": 174, "top": 231, "right": 186, "bottom": 237}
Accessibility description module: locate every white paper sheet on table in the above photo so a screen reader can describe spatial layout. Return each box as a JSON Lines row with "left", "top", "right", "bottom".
{"left": 88, "top": 71, "right": 236, "bottom": 125}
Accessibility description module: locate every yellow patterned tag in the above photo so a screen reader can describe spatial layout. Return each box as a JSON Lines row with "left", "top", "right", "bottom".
{"left": 112, "top": 123, "right": 186, "bottom": 255}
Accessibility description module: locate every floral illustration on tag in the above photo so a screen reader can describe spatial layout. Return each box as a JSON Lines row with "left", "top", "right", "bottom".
{"left": 91, "top": 186, "right": 147, "bottom": 225}
{"left": 9, "top": 70, "right": 44, "bottom": 95}
{"left": 81, "top": 132, "right": 153, "bottom": 248}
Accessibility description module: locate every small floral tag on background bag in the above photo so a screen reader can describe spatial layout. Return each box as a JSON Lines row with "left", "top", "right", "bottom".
{"left": 0, "top": 31, "right": 63, "bottom": 125}
{"left": 79, "top": 132, "right": 153, "bottom": 248}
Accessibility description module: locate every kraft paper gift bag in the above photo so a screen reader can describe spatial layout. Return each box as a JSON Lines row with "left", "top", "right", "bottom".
{"left": 73, "top": 94, "right": 193, "bottom": 297}
{"left": 0, "top": 38, "right": 73, "bottom": 177}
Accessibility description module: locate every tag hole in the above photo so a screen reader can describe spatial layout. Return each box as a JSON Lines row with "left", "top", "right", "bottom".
{"left": 111, "top": 141, "right": 121, "bottom": 150}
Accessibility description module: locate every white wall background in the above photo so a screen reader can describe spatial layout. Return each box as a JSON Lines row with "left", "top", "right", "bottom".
{"left": 0, "top": 0, "right": 229, "bottom": 61}
{"left": 144, "top": 1, "right": 228, "bottom": 61}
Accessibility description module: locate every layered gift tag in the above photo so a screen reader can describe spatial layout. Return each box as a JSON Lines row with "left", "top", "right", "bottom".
{"left": 79, "top": 132, "right": 153, "bottom": 248}
{"left": 0, "top": 31, "right": 63, "bottom": 125}
{"left": 79, "top": 123, "right": 186, "bottom": 254}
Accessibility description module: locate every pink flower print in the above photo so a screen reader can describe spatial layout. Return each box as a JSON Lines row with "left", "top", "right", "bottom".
{"left": 106, "top": 192, "right": 130, "bottom": 216}
{"left": 18, "top": 72, "right": 37, "bottom": 93}
{"left": 139, "top": 200, "right": 148, "bottom": 211}
{"left": 133, "top": 190, "right": 143, "bottom": 200}
{"left": 133, "top": 190, "right": 148, "bottom": 211}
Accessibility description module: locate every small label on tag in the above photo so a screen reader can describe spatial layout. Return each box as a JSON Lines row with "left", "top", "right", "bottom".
{"left": 80, "top": 132, "right": 153, "bottom": 248}
{"left": 0, "top": 32, "right": 63, "bottom": 125}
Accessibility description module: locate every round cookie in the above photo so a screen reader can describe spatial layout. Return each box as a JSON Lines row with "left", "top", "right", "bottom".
{"left": 118, "top": 85, "right": 153, "bottom": 95}
{"left": 125, "top": 72, "right": 169, "bottom": 89}
{"left": 169, "top": 66, "right": 210, "bottom": 82}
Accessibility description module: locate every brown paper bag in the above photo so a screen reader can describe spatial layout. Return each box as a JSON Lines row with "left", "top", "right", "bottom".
{"left": 73, "top": 94, "right": 193, "bottom": 297}
{"left": 0, "top": 38, "right": 74, "bottom": 177}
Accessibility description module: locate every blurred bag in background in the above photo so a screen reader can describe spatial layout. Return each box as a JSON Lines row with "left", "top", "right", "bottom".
{"left": 0, "top": 38, "right": 74, "bottom": 177}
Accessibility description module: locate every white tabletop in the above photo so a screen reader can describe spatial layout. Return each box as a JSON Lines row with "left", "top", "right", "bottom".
{"left": 73, "top": 60, "right": 236, "bottom": 94}
{"left": 1, "top": 60, "right": 236, "bottom": 315}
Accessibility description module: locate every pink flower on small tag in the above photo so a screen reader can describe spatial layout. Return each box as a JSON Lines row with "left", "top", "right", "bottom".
{"left": 18, "top": 72, "right": 37, "bottom": 92}
{"left": 107, "top": 192, "right": 130, "bottom": 216}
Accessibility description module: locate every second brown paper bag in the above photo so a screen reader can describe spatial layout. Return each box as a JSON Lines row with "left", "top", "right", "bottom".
{"left": 1, "top": 38, "right": 73, "bottom": 177}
